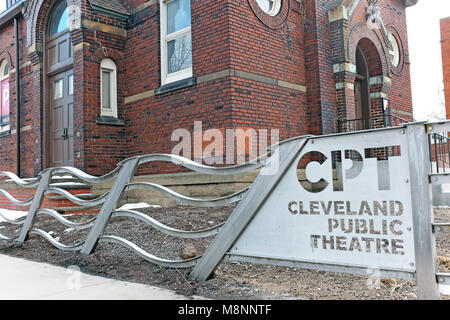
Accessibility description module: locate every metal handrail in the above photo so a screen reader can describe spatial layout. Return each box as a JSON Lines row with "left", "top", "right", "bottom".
{"left": 337, "top": 114, "right": 409, "bottom": 133}
{"left": 428, "top": 132, "right": 450, "bottom": 174}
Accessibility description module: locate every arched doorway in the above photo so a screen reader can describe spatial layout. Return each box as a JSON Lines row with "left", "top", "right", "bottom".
{"left": 354, "top": 45, "right": 370, "bottom": 130}
{"left": 46, "top": 0, "right": 74, "bottom": 167}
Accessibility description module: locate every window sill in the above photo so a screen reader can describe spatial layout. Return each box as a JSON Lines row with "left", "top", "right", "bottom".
{"left": 155, "top": 77, "right": 197, "bottom": 96}
{"left": 0, "top": 129, "right": 10, "bottom": 138}
{"left": 96, "top": 116, "right": 125, "bottom": 126}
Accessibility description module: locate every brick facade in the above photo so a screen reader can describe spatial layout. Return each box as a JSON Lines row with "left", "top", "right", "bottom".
{"left": 442, "top": 17, "right": 450, "bottom": 120}
{"left": 0, "top": 0, "right": 416, "bottom": 178}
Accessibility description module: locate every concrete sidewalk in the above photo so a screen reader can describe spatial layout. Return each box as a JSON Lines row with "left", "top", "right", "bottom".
{"left": 0, "top": 254, "right": 204, "bottom": 300}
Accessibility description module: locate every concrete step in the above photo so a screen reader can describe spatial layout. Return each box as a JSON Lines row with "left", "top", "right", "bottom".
{"left": 50, "top": 174, "right": 92, "bottom": 189}
{"left": 49, "top": 182, "right": 92, "bottom": 189}
{"left": 50, "top": 178, "right": 80, "bottom": 184}
{"left": 55, "top": 205, "right": 102, "bottom": 214}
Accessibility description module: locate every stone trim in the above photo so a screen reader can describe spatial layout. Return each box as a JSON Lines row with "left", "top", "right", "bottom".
{"left": 369, "top": 76, "right": 392, "bottom": 86}
{"left": 328, "top": 0, "right": 359, "bottom": 23}
{"left": 328, "top": 5, "right": 348, "bottom": 23}
{"left": 333, "top": 62, "right": 356, "bottom": 74}
{"left": 336, "top": 82, "right": 354, "bottom": 90}
{"left": 11, "top": 125, "right": 33, "bottom": 135}
{"left": 81, "top": 19, "right": 127, "bottom": 38}
{"left": 73, "top": 42, "right": 91, "bottom": 52}
{"left": 124, "top": 68, "right": 307, "bottom": 105}
{"left": 19, "top": 61, "right": 32, "bottom": 70}
{"left": 370, "top": 92, "right": 389, "bottom": 99}
{"left": 124, "top": 89, "right": 155, "bottom": 105}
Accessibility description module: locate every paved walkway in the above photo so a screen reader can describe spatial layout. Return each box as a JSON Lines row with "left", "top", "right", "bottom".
{"left": 0, "top": 254, "right": 204, "bottom": 300}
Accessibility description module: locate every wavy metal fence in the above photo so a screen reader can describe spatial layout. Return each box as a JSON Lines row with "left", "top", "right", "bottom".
{"left": 0, "top": 150, "right": 273, "bottom": 267}
{"left": 0, "top": 122, "right": 450, "bottom": 300}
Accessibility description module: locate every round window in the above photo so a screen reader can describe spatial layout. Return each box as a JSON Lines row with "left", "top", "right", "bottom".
{"left": 256, "top": 0, "right": 281, "bottom": 16}
{"left": 389, "top": 33, "right": 400, "bottom": 67}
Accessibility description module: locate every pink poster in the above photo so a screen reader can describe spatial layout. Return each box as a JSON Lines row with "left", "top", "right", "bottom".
{"left": 1, "top": 79, "right": 9, "bottom": 125}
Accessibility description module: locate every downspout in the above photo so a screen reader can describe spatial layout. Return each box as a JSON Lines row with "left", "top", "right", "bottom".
{"left": 14, "top": 17, "right": 20, "bottom": 177}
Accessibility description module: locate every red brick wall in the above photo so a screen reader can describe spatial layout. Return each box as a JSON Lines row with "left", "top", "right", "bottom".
{"left": 0, "top": 187, "right": 95, "bottom": 212}
{"left": 114, "top": 0, "right": 310, "bottom": 176}
{"left": 442, "top": 17, "right": 450, "bottom": 120}
{"left": 0, "top": 0, "right": 416, "bottom": 178}
{"left": 0, "top": 21, "right": 17, "bottom": 175}
{"left": 227, "top": 0, "right": 308, "bottom": 138}
{"left": 347, "top": 0, "right": 413, "bottom": 122}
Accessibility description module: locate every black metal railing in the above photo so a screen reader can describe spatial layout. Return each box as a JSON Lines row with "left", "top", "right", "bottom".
{"left": 337, "top": 114, "right": 409, "bottom": 159}
{"left": 337, "top": 114, "right": 409, "bottom": 133}
{"left": 428, "top": 132, "right": 450, "bottom": 174}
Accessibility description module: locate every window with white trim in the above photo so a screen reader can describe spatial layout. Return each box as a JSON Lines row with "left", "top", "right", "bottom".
{"left": 100, "top": 58, "right": 118, "bottom": 118}
{"left": 160, "top": 0, "right": 192, "bottom": 86}
{"left": 0, "top": 60, "right": 10, "bottom": 132}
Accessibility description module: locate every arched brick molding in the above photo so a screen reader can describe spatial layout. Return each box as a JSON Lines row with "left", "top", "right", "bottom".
{"left": 0, "top": 50, "right": 14, "bottom": 70}
{"left": 24, "top": 0, "right": 81, "bottom": 56}
{"left": 92, "top": 47, "right": 124, "bottom": 67}
{"left": 356, "top": 37, "right": 383, "bottom": 78}
{"left": 348, "top": 22, "right": 390, "bottom": 78}
{"left": 354, "top": 37, "right": 390, "bottom": 131}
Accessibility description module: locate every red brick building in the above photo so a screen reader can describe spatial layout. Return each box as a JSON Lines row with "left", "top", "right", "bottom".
{"left": 0, "top": 0, "right": 417, "bottom": 178}
{"left": 442, "top": 16, "right": 450, "bottom": 119}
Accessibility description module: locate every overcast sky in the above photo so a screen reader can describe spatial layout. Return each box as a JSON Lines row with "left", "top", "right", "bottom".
{"left": 407, "top": 0, "right": 450, "bottom": 121}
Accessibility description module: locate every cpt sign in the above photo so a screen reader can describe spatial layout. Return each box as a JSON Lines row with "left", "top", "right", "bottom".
{"left": 298, "top": 146, "right": 401, "bottom": 193}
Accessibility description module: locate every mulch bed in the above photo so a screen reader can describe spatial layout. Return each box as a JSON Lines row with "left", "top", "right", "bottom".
{"left": 0, "top": 205, "right": 449, "bottom": 300}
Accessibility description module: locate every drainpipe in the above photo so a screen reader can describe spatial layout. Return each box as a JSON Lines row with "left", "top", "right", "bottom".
{"left": 14, "top": 17, "right": 20, "bottom": 177}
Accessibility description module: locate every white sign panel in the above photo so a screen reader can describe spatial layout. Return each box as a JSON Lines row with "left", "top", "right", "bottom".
{"left": 230, "top": 129, "right": 416, "bottom": 272}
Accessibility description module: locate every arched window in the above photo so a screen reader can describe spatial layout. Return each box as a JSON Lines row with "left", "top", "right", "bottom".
{"left": 100, "top": 58, "right": 118, "bottom": 118}
{"left": 49, "top": 0, "right": 69, "bottom": 37}
{"left": 0, "top": 60, "right": 10, "bottom": 130}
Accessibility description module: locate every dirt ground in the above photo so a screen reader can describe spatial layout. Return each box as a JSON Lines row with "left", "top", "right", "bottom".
{"left": 0, "top": 205, "right": 449, "bottom": 300}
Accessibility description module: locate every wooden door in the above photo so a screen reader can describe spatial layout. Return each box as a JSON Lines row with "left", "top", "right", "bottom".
{"left": 46, "top": 26, "right": 73, "bottom": 168}
{"left": 49, "top": 69, "right": 74, "bottom": 167}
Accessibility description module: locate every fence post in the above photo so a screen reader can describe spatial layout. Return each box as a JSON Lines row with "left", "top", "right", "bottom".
{"left": 190, "top": 138, "right": 308, "bottom": 281}
{"left": 17, "top": 169, "right": 52, "bottom": 243}
{"left": 406, "top": 123, "right": 441, "bottom": 300}
{"left": 81, "top": 158, "right": 139, "bottom": 255}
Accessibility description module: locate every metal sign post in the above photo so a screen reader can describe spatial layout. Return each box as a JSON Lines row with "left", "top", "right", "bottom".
{"left": 407, "top": 123, "right": 440, "bottom": 299}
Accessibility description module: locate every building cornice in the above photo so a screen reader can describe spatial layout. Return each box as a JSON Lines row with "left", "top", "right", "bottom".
{"left": 330, "top": 0, "right": 418, "bottom": 23}
{"left": 0, "top": 0, "right": 24, "bottom": 30}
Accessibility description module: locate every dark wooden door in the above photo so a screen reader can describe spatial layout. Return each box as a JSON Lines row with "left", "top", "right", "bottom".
{"left": 47, "top": 29, "right": 74, "bottom": 167}
{"left": 354, "top": 80, "right": 364, "bottom": 131}
{"left": 50, "top": 69, "right": 74, "bottom": 167}
{"left": 354, "top": 77, "right": 370, "bottom": 131}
